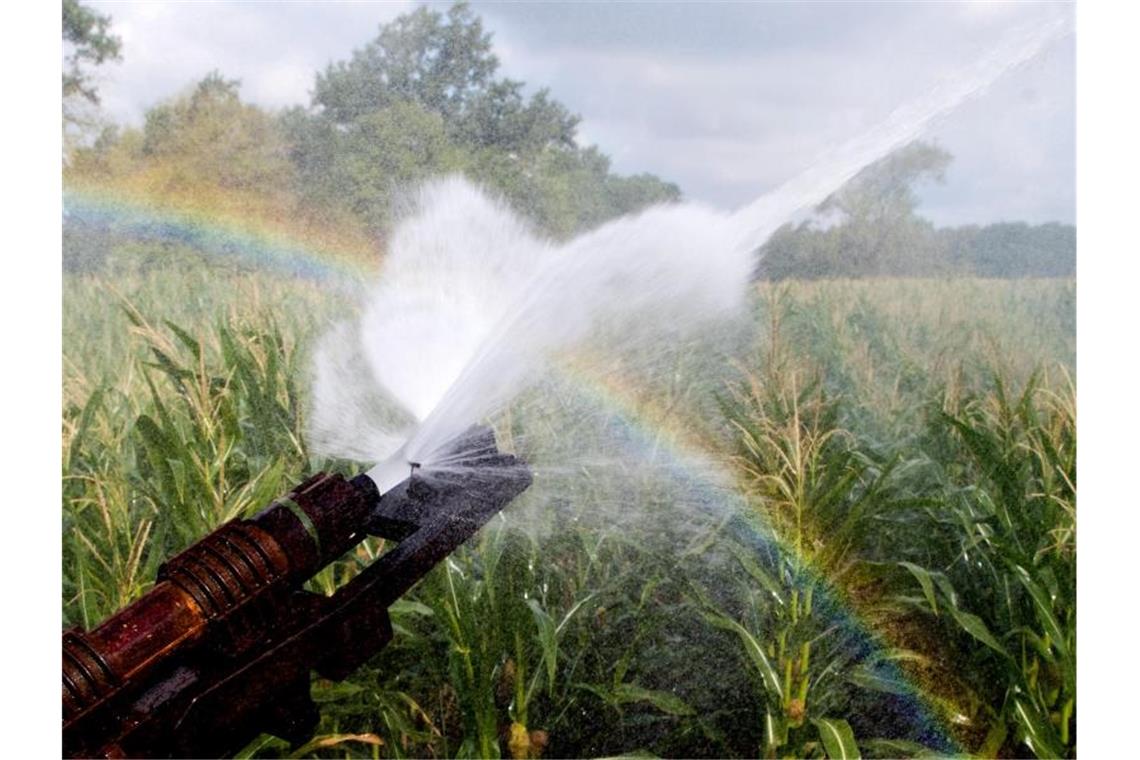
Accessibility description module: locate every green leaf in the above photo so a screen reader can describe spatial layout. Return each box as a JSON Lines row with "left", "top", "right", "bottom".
{"left": 764, "top": 710, "right": 787, "bottom": 752}
{"left": 847, "top": 663, "right": 909, "bottom": 695}
{"left": 859, "top": 739, "right": 940, "bottom": 758}
{"left": 1011, "top": 695, "right": 1065, "bottom": 759}
{"left": 147, "top": 346, "right": 193, "bottom": 389}
{"left": 812, "top": 718, "right": 861, "bottom": 760}
{"left": 134, "top": 413, "right": 179, "bottom": 494}
{"left": 612, "top": 684, "right": 695, "bottom": 716}
{"left": 311, "top": 681, "right": 366, "bottom": 703}
{"left": 67, "top": 386, "right": 104, "bottom": 472}
{"left": 898, "top": 561, "right": 939, "bottom": 616}
{"left": 389, "top": 598, "right": 435, "bottom": 618}
{"left": 728, "top": 542, "right": 786, "bottom": 606}
{"left": 1012, "top": 564, "right": 1071, "bottom": 666}
{"left": 526, "top": 598, "right": 558, "bottom": 692}
{"left": 163, "top": 319, "right": 201, "bottom": 360}
{"left": 702, "top": 612, "right": 783, "bottom": 700}
{"left": 945, "top": 605, "right": 1010, "bottom": 660}
{"left": 978, "top": 717, "right": 1008, "bottom": 758}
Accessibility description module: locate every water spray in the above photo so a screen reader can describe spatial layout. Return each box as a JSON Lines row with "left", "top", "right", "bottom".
{"left": 310, "top": 11, "right": 1070, "bottom": 485}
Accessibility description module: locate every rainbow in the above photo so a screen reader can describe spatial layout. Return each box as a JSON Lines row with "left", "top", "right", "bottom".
{"left": 63, "top": 185, "right": 377, "bottom": 287}
{"left": 549, "top": 368, "right": 959, "bottom": 753}
{"left": 62, "top": 189, "right": 960, "bottom": 753}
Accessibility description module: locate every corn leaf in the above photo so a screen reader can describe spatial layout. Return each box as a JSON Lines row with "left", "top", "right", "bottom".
{"left": 526, "top": 598, "right": 558, "bottom": 692}
{"left": 1012, "top": 696, "right": 1064, "bottom": 760}
{"left": 613, "top": 684, "right": 695, "bottom": 716}
{"left": 702, "top": 612, "right": 783, "bottom": 700}
{"left": 811, "top": 718, "right": 861, "bottom": 760}
{"left": 898, "top": 561, "right": 939, "bottom": 616}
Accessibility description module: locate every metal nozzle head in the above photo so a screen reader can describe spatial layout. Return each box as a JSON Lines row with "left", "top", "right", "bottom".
{"left": 365, "top": 425, "right": 532, "bottom": 540}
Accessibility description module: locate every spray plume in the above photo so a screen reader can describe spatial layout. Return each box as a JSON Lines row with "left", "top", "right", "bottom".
{"left": 307, "top": 12, "right": 1070, "bottom": 492}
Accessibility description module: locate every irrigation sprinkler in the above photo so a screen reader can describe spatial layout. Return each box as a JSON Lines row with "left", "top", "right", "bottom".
{"left": 62, "top": 427, "right": 531, "bottom": 759}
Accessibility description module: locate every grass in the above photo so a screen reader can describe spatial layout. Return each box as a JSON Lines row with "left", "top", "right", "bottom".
{"left": 62, "top": 245, "right": 1075, "bottom": 758}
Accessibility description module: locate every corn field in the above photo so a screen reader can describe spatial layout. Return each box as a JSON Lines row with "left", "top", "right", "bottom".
{"left": 63, "top": 251, "right": 1075, "bottom": 759}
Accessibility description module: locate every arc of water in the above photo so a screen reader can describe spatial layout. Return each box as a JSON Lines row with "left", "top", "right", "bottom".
{"left": 362, "top": 11, "right": 1071, "bottom": 488}
{"left": 729, "top": 12, "right": 1071, "bottom": 256}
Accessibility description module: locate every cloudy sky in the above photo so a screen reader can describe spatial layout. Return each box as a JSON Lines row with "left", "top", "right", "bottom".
{"left": 85, "top": 1, "right": 1075, "bottom": 226}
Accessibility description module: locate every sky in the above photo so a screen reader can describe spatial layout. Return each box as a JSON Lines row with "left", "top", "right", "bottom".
{"left": 84, "top": 1, "right": 1075, "bottom": 227}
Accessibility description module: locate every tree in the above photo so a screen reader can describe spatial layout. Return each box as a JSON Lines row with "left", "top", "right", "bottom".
{"left": 312, "top": 2, "right": 580, "bottom": 158}
{"left": 756, "top": 141, "right": 1076, "bottom": 281}
{"left": 138, "top": 72, "right": 295, "bottom": 195}
{"left": 454, "top": 80, "right": 579, "bottom": 154}
{"left": 289, "top": 1, "right": 681, "bottom": 238}
{"left": 817, "top": 142, "right": 950, "bottom": 276}
{"left": 63, "top": 0, "right": 122, "bottom": 106}
{"left": 819, "top": 142, "right": 952, "bottom": 225}
{"left": 759, "top": 142, "right": 952, "bottom": 279}
{"left": 944, "top": 222, "right": 1075, "bottom": 278}
{"left": 314, "top": 2, "right": 498, "bottom": 125}
{"left": 332, "top": 103, "right": 464, "bottom": 234}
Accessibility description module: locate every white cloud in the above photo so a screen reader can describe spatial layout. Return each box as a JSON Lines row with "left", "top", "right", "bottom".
{"left": 88, "top": 1, "right": 412, "bottom": 123}
{"left": 488, "top": 3, "right": 1074, "bottom": 222}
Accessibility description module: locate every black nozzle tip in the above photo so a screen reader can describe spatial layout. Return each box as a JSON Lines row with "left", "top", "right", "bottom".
{"left": 350, "top": 473, "right": 381, "bottom": 506}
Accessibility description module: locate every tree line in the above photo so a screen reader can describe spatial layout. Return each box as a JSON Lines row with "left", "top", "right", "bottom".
{"left": 756, "top": 144, "right": 1075, "bottom": 279}
{"left": 65, "top": 3, "right": 679, "bottom": 248}
{"left": 64, "top": 1, "right": 1073, "bottom": 278}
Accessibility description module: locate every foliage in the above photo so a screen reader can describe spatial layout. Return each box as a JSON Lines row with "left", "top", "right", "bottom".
{"left": 284, "top": 1, "right": 676, "bottom": 239}
{"left": 894, "top": 374, "right": 1076, "bottom": 757}
{"left": 284, "top": 101, "right": 465, "bottom": 235}
{"left": 137, "top": 72, "right": 297, "bottom": 195}
{"left": 939, "top": 221, "right": 1077, "bottom": 279}
{"left": 63, "top": 238, "right": 1074, "bottom": 758}
{"left": 716, "top": 284, "right": 1076, "bottom": 758}
{"left": 700, "top": 561, "right": 867, "bottom": 760}
{"left": 471, "top": 145, "right": 680, "bottom": 240}
{"left": 63, "top": 288, "right": 324, "bottom": 625}
{"left": 314, "top": 3, "right": 500, "bottom": 127}
{"left": 59, "top": 1, "right": 1076, "bottom": 754}
{"left": 312, "top": 3, "right": 577, "bottom": 157}
{"left": 821, "top": 143, "right": 952, "bottom": 225}
{"left": 757, "top": 142, "right": 1075, "bottom": 281}
{"left": 63, "top": 0, "right": 123, "bottom": 139}
{"left": 713, "top": 367, "right": 932, "bottom": 759}
{"left": 65, "top": 2, "right": 679, "bottom": 249}
{"left": 63, "top": 0, "right": 122, "bottom": 106}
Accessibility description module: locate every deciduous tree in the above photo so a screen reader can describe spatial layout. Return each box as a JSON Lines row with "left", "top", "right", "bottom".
{"left": 63, "top": 0, "right": 122, "bottom": 107}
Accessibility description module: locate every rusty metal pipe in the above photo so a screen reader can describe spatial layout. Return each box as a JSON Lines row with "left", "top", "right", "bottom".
{"left": 62, "top": 426, "right": 530, "bottom": 758}
{"left": 63, "top": 472, "right": 377, "bottom": 734}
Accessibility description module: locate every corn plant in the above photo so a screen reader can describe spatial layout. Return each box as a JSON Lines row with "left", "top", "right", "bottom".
{"left": 122, "top": 308, "right": 310, "bottom": 545}
{"left": 63, "top": 253, "right": 1077, "bottom": 760}
{"left": 897, "top": 372, "right": 1075, "bottom": 757}
{"left": 63, "top": 382, "right": 164, "bottom": 625}
{"left": 713, "top": 375, "right": 909, "bottom": 758}
{"left": 367, "top": 519, "right": 603, "bottom": 759}
{"left": 699, "top": 555, "right": 863, "bottom": 759}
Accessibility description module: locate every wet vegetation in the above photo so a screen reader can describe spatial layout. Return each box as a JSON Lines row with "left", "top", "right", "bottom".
{"left": 63, "top": 259, "right": 1075, "bottom": 758}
